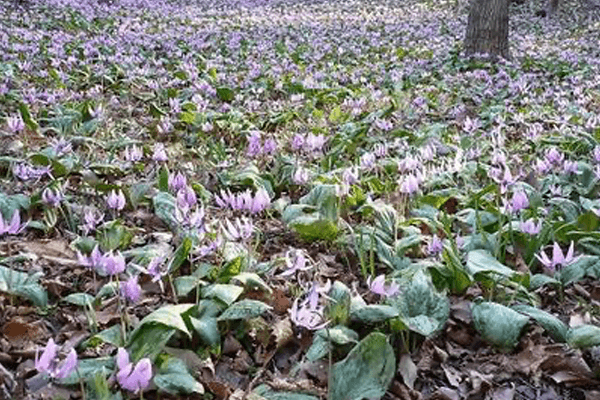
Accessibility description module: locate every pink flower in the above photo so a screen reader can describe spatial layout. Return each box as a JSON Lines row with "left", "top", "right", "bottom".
{"left": 520, "top": 218, "right": 542, "bottom": 235}
{"left": 35, "top": 338, "right": 78, "bottom": 379}
{"left": 152, "top": 143, "right": 168, "bottom": 162}
{"left": 535, "top": 241, "right": 578, "bottom": 273}
{"left": 115, "top": 348, "right": 152, "bottom": 393}
{"left": 101, "top": 251, "right": 126, "bottom": 275}
{"left": 367, "top": 274, "right": 400, "bottom": 298}
{"left": 121, "top": 275, "right": 142, "bottom": 303}
{"left": 281, "top": 249, "right": 312, "bottom": 276}
{"left": 106, "top": 190, "right": 126, "bottom": 211}
{"left": 0, "top": 211, "right": 27, "bottom": 236}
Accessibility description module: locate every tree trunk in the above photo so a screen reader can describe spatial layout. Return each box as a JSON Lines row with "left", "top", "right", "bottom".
{"left": 464, "top": 0, "right": 510, "bottom": 60}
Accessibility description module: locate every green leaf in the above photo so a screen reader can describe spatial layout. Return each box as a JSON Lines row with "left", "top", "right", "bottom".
{"left": 57, "top": 356, "right": 114, "bottom": 385}
{"left": 529, "top": 274, "right": 560, "bottom": 290}
{"left": 154, "top": 356, "right": 204, "bottom": 394}
{"left": 567, "top": 324, "right": 600, "bottom": 348}
{"left": 390, "top": 270, "right": 448, "bottom": 337}
{"left": 174, "top": 275, "right": 206, "bottom": 297}
{"left": 316, "top": 326, "right": 359, "bottom": 345}
{"left": 62, "top": 293, "right": 94, "bottom": 307}
{"left": 190, "top": 315, "right": 220, "bottom": 346}
{"left": 351, "top": 305, "right": 399, "bottom": 323}
{"left": 253, "top": 384, "right": 319, "bottom": 400}
{"left": 232, "top": 272, "right": 272, "bottom": 293}
{"left": 153, "top": 192, "right": 178, "bottom": 229}
{"left": 136, "top": 304, "right": 196, "bottom": 338}
{"left": 287, "top": 214, "right": 339, "bottom": 242}
{"left": 202, "top": 284, "right": 244, "bottom": 306}
{"left": 0, "top": 265, "right": 47, "bottom": 307}
{"left": 466, "top": 250, "right": 515, "bottom": 279}
{"left": 557, "top": 255, "right": 595, "bottom": 285}
{"left": 167, "top": 237, "right": 192, "bottom": 274}
{"left": 83, "top": 325, "right": 124, "bottom": 348}
{"left": 19, "top": 102, "right": 39, "bottom": 131}
{"left": 217, "top": 299, "right": 272, "bottom": 321}
{"left": 127, "top": 323, "right": 177, "bottom": 362}
{"left": 96, "top": 220, "right": 133, "bottom": 252}
{"left": 472, "top": 302, "right": 529, "bottom": 351}
{"left": 0, "top": 192, "right": 29, "bottom": 220}
{"left": 158, "top": 165, "right": 170, "bottom": 192}
{"left": 329, "top": 332, "right": 395, "bottom": 400}
{"left": 217, "top": 87, "right": 235, "bottom": 102}
{"left": 512, "top": 305, "right": 568, "bottom": 342}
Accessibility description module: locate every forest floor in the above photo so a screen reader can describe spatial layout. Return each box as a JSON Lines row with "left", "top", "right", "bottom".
{"left": 1, "top": 0, "right": 600, "bottom": 399}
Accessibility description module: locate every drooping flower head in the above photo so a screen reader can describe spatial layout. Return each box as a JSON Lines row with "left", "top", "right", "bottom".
{"left": 367, "top": 274, "right": 400, "bottom": 298}
{"left": 35, "top": 338, "right": 78, "bottom": 379}
{"left": 106, "top": 190, "right": 126, "bottom": 211}
{"left": 535, "top": 241, "right": 578, "bottom": 273}
{"left": 115, "top": 348, "right": 152, "bottom": 393}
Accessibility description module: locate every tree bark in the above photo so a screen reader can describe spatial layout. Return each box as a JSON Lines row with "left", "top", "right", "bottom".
{"left": 464, "top": 0, "right": 510, "bottom": 60}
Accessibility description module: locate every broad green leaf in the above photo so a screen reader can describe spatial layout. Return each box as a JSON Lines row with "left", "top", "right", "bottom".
{"left": 390, "top": 270, "right": 448, "bottom": 337}
{"left": 351, "top": 305, "right": 399, "bottom": 323}
{"left": 472, "top": 302, "right": 529, "bottom": 351}
{"left": 0, "top": 192, "right": 30, "bottom": 220}
{"left": 202, "top": 284, "right": 244, "bottom": 306}
{"left": 466, "top": 250, "right": 515, "bottom": 278}
{"left": 153, "top": 192, "right": 178, "bottom": 229}
{"left": 232, "top": 272, "right": 272, "bottom": 293}
{"left": 567, "top": 324, "right": 600, "bottom": 348}
{"left": 0, "top": 265, "right": 47, "bottom": 307}
{"left": 190, "top": 315, "right": 220, "bottom": 346}
{"left": 329, "top": 332, "right": 395, "bottom": 400}
{"left": 96, "top": 220, "right": 133, "bottom": 252}
{"left": 217, "top": 299, "right": 272, "bottom": 321}
{"left": 326, "top": 281, "right": 351, "bottom": 326}
{"left": 216, "top": 86, "right": 234, "bottom": 102}
{"left": 136, "top": 304, "right": 196, "bottom": 337}
{"left": 557, "top": 255, "right": 596, "bottom": 285}
{"left": 62, "top": 293, "right": 94, "bottom": 307}
{"left": 57, "top": 356, "right": 114, "bottom": 385}
{"left": 317, "top": 326, "right": 359, "bottom": 345}
{"left": 83, "top": 325, "right": 124, "bottom": 348}
{"left": 512, "top": 305, "right": 568, "bottom": 342}
{"left": 174, "top": 275, "right": 206, "bottom": 297}
{"left": 127, "top": 323, "right": 177, "bottom": 362}
{"left": 167, "top": 237, "right": 192, "bottom": 274}
{"left": 305, "top": 334, "right": 331, "bottom": 362}
{"left": 529, "top": 274, "right": 560, "bottom": 290}
{"left": 158, "top": 165, "right": 169, "bottom": 192}
{"left": 154, "top": 356, "right": 204, "bottom": 394}
{"left": 288, "top": 214, "right": 339, "bottom": 242}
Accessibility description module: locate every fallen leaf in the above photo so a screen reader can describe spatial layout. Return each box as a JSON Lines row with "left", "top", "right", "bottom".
{"left": 399, "top": 354, "right": 418, "bottom": 390}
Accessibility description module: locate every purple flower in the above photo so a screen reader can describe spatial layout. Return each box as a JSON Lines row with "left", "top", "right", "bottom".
{"left": 293, "top": 167, "right": 310, "bottom": 185}
{"left": 222, "top": 218, "right": 253, "bottom": 241}
{"left": 263, "top": 138, "right": 277, "bottom": 155}
{"left": 146, "top": 256, "right": 166, "bottom": 282}
{"left": 247, "top": 131, "right": 262, "bottom": 157}
{"left": 281, "top": 249, "right": 312, "bottom": 276}
{"left": 6, "top": 114, "right": 25, "bottom": 133}
{"left": 593, "top": 146, "right": 600, "bottom": 164}
{"left": 35, "top": 338, "right": 78, "bottom": 379}
{"left": 535, "top": 241, "right": 578, "bottom": 273}
{"left": 169, "top": 172, "right": 187, "bottom": 192}
{"left": 400, "top": 174, "right": 419, "bottom": 195}
{"left": 106, "top": 190, "right": 126, "bottom": 211}
{"left": 152, "top": 143, "right": 168, "bottom": 162}
{"left": 360, "top": 153, "right": 376, "bottom": 170}
{"left": 545, "top": 148, "right": 564, "bottom": 166}
{"left": 121, "top": 275, "right": 142, "bottom": 303}
{"left": 563, "top": 160, "right": 578, "bottom": 175}
{"left": 520, "top": 218, "right": 542, "bottom": 235}
{"left": 124, "top": 146, "right": 143, "bottom": 162}
{"left": 511, "top": 190, "right": 529, "bottom": 213}
{"left": 251, "top": 188, "right": 270, "bottom": 214}
{"left": 0, "top": 211, "right": 27, "bottom": 236}
{"left": 115, "top": 348, "right": 152, "bottom": 393}
{"left": 374, "top": 143, "right": 387, "bottom": 158}
{"left": 427, "top": 235, "right": 444, "bottom": 256}
{"left": 42, "top": 188, "right": 64, "bottom": 207}
{"left": 367, "top": 274, "right": 400, "bottom": 298}
{"left": 101, "top": 251, "right": 126, "bottom": 275}
{"left": 176, "top": 186, "right": 197, "bottom": 211}
{"left": 81, "top": 208, "right": 104, "bottom": 235}
{"left": 50, "top": 138, "right": 72, "bottom": 156}
{"left": 290, "top": 296, "right": 329, "bottom": 330}
{"left": 291, "top": 134, "right": 305, "bottom": 151}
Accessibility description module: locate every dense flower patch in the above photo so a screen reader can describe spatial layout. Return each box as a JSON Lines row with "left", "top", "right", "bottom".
{"left": 1, "top": 0, "right": 600, "bottom": 398}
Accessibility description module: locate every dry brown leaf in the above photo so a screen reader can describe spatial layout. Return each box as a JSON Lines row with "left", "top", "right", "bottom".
{"left": 272, "top": 317, "right": 293, "bottom": 348}
{"left": 399, "top": 354, "right": 418, "bottom": 390}
{"left": 428, "top": 387, "right": 460, "bottom": 400}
